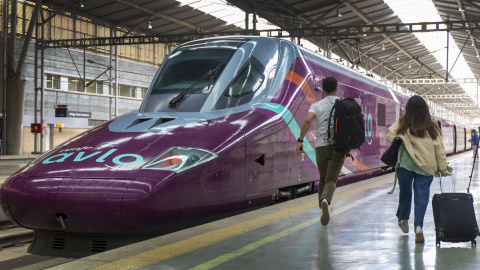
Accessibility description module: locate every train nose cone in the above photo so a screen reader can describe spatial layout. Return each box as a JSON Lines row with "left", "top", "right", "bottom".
{"left": 1, "top": 176, "right": 63, "bottom": 229}
{"left": 55, "top": 178, "right": 133, "bottom": 232}
{"left": 3, "top": 176, "right": 133, "bottom": 233}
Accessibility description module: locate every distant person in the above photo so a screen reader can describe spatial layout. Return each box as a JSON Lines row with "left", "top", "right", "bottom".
{"left": 471, "top": 129, "right": 479, "bottom": 159}
{"left": 296, "top": 76, "right": 345, "bottom": 226}
{"left": 386, "top": 95, "right": 451, "bottom": 243}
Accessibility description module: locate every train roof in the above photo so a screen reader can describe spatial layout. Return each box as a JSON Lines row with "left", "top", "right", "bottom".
{"left": 183, "top": 36, "right": 408, "bottom": 105}
{"left": 297, "top": 44, "right": 404, "bottom": 104}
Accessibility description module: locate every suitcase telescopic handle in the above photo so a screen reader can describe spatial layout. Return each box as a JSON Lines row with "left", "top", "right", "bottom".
{"left": 438, "top": 173, "right": 455, "bottom": 194}
{"left": 439, "top": 174, "right": 443, "bottom": 193}
{"left": 452, "top": 174, "right": 456, "bottom": 193}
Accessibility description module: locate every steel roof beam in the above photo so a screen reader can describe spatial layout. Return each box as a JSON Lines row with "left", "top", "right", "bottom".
{"left": 114, "top": 0, "right": 201, "bottom": 32}
{"left": 341, "top": 0, "right": 455, "bottom": 83}
{"left": 371, "top": 49, "right": 401, "bottom": 70}
{"left": 443, "top": 103, "right": 478, "bottom": 107}
{"left": 424, "top": 94, "right": 472, "bottom": 99}
{"left": 42, "top": 0, "right": 76, "bottom": 25}
{"left": 39, "top": 20, "right": 480, "bottom": 48}
{"left": 306, "top": 3, "right": 344, "bottom": 28}
{"left": 388, "top": 78, "right": 478, "bottom": 84}
{"left": 112, "top": 3, "right": 181, "bottom": 24}
{"left": 384, "top": 59, "right": 413, "bottom": 78}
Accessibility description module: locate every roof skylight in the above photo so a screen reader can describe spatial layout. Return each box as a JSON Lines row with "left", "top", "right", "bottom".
{"left": 177, "top": 0, "right": 322, "bottom": 51}
{"left": 384, "top": 0, "right": 477, "bottom": 103}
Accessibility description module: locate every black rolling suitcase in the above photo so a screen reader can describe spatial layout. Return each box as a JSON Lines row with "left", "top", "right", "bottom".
{"left": 432, "top": 174, "right": 479, "bottom": 247}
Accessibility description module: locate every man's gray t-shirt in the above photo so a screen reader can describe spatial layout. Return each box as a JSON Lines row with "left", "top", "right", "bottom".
{"left": 308, "top": 95, "right": 339, "bottom": 148}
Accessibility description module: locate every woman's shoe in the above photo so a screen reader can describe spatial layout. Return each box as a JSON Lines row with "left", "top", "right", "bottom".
{"left": 415, "top": 226, "right": 425, "bottom": 243}
{"left": 398, "top": 220, "right": 409, "bottom": 233}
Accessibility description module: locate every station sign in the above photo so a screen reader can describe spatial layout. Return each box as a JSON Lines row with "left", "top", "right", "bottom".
{"left": 68, "top": 111, "right": 92, "bottom": 118}
{"left": 54, "top": 105, "right": 69, "bottom": 117}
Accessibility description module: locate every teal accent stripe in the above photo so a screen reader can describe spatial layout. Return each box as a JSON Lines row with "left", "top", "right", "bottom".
{"left": 260, "top": 103, "right": 316, "bottom": 166}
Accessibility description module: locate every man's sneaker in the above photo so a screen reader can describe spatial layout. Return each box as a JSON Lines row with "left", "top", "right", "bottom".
{"left": 415, "top": 226, "right": 425, "bottom": 243}
{"left": 320, "top": 199, "right": 330, "bottom": 226}
{"left": 398, "top": 220, "right": 409, "bottom": 233}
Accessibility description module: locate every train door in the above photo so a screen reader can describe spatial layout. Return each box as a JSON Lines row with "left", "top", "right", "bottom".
{"left": 453, "top": 125, "right": 457, "bottom": 154}
{"left": 244, "top": 74, "right": 316, "bottom": 201}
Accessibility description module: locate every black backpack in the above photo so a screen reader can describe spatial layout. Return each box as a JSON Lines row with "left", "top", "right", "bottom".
{"left": 327, "top": 98, "right": 365, "bottom": 159}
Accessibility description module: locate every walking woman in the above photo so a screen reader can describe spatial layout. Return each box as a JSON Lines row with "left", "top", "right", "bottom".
{"left": 386, "top": 95, "right": 451, "bottom": 243}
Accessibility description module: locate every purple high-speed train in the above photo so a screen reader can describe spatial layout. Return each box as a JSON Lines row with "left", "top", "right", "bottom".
{"left": 0, "top": 36, "right": 472, "bottom": 257}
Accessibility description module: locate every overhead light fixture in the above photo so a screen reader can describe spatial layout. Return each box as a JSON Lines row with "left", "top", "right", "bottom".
{"left": 148, "top": 21, "right": 152, "bottom": 29}
{"left": 477, "top": 52, "right": 480, "bottom": 58}
{"left": 381, "top": 44, "right": 385, "bottom": 50}
{"left": 472, "top": 40, "right": 475, "bottom": 47}
{"left": 459, "top": 7, "right": 465, "bottom": 12}
{"left": 337, "top": 10, "right": 342, "bottom": 17}
{"left": 396, "top": 55, "right": 400, "bottom": 61}
{"left": 408, "top": 63, "right": 411, "bottom": 68}
{"left": 80, "top": 0, "right": 84, "bottom": 8}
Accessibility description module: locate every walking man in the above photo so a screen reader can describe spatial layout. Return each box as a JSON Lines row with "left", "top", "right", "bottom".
{"left": 472, "top": 129, "right": 479, "bottom": 159}
{"left": 296, "top": 76, "right": 346, "bottom": 226}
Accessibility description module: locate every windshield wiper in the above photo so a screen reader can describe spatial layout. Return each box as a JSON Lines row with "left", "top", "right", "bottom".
{"left": 168, "top": 63, "right": 224, "bottom": 108}
{"left": 206, "top": 63, "right": 225, "bottom": 92}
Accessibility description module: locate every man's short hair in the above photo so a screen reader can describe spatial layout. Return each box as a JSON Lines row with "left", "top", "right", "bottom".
{"left": 322, "top": 76, "right": 338, "bottom": 93}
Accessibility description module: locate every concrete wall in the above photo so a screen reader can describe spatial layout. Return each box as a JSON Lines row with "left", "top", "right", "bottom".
{"left": 22, "top": 45, "right": 158, "bottom": 120}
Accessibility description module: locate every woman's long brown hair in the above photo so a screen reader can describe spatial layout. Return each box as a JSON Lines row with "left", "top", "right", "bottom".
{"left": 397, "top": 95, "right": 440, "bottom": 140}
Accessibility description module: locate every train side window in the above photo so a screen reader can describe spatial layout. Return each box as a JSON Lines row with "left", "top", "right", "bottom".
{"left": 377, "top": 103, "right": 386, "bottom": 127}
{"left": 225, "top": 63, "right": 264, "bottom": 97}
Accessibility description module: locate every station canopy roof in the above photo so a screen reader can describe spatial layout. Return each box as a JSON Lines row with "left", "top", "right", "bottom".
{"left": 40, "top": 0, "right": 480, "bottom": 123}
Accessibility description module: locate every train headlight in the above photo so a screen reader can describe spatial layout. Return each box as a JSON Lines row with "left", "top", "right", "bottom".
{"left": 141, "top": 147, "right": 218, "bottom": 173}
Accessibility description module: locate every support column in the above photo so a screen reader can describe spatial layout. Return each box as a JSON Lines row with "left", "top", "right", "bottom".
{"left": 5, "top": 77, "right": 25, "bottom": 154}
{"left": 2, "top": 0, "right": 8, "bottom": 154}
{"left": 115, "top": 29, "right": 119, "bottom": 118}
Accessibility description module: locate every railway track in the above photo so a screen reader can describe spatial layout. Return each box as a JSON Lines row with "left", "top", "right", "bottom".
{"left": 0, "top": 220, "right": 34, "bottom": 249}
{"left": 0, "top": 221, "right": 74, "bottom": 269}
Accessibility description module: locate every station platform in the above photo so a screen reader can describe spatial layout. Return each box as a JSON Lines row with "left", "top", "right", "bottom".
{"left": 35, "top": 151, "right": 479, "bottom": 270}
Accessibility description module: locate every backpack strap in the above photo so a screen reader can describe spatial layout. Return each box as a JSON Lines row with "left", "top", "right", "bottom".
{"left": 327, "top": 98, "right": 340, "bottom": 141}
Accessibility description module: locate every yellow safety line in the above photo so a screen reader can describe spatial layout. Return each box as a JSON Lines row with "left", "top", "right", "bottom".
{"left": 188, "top": 218, "right": 318, "bottom": 270}
{"left": 189, "top": 188, "right": 389, "bottom": 270}
{"left": 91, "top": 176, "right": 393, "bottom": 270}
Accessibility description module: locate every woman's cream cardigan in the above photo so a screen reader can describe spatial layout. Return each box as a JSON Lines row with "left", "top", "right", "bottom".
{"left": 386, "top": 120, "right": 448, "bottom": 177}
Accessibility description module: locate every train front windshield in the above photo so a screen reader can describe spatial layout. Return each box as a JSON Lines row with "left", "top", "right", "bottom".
{"left": 144, "top": 48, "right": 235, "bottom": 113}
